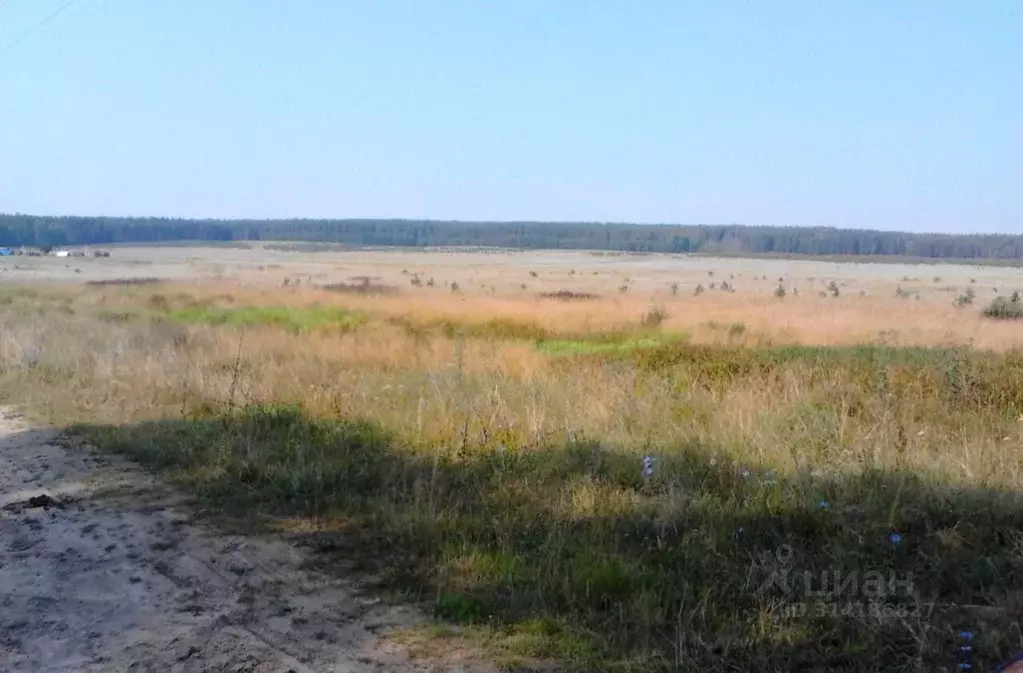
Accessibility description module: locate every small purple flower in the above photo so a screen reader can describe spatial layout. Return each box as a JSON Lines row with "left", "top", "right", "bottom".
{"left": 889, "top": 532, "right": 903, "bottom": 545}
{"left": 818, "top": 499, "right": 829, "bottom": 509}
{"left": 740, "top": 467, "right": 751, "bottom": 479}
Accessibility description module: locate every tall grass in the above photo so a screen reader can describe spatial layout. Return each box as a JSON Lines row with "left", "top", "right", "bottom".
{"left": 4, "top": 283, "right": 1023, "bottom": 671}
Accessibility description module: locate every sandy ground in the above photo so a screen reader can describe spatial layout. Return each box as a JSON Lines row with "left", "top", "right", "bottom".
{"left": 0, "top": 407, "right": 482, "bottom": 673}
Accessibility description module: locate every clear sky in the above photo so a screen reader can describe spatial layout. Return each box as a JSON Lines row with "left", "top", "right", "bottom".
{"left": 0, "top": 1, "right": 1019, "bottom": 233}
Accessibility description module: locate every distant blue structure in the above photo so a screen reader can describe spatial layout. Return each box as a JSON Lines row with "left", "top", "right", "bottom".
{"left": 0, "top": 247, "right": 13, "bottom": 256}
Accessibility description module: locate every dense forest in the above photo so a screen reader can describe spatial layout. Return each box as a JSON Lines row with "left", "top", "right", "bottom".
{"left": 2, "top": 213, "right": 1023, "bottom": 261}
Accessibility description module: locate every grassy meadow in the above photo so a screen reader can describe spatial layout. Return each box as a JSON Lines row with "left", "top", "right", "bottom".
{"left": 4, "top": 269, "right": 1023, "bottom": 672}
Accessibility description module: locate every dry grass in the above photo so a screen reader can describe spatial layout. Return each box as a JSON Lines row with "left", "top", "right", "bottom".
{"left": 4, "top": 279, "right": 1023, "bottom": 671}
{"left": 78, "top": 278, "right": 1023, "bottom": 351}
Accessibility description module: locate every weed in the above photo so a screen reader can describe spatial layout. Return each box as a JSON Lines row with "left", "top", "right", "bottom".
{"left": 640, "top": 306, "right": 668, "bottom": 328}
{"left": 955, "top": 288, "right": 976, "bottom": 307}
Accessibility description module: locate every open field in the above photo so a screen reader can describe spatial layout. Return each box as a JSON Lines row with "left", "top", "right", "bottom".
{"left": 5, "top": 246, "right": 1023, "bottom": 671}
{"left": 6, "top": 243, "right": 1023, "bottom": 350}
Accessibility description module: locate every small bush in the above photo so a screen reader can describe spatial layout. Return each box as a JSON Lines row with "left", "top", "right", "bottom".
{"left": 774, "top": 284, "right": 786, "bottom": 298}
{"left": 827, "top": 281, "right": 840, "bottom": 298}
{"left": 640, "top": 306, "right": 668, "bottom": 328}
{"left": 322, "top": 280, "right": 398, "bottom": 295}
{"left": 694, "top": 284, "right": 705, "bottom": 296}
{"left": 727, "top": 322, "right": 746, "bottom": 338}
{"left": 670, "top": 282, "right": 679, "bottom": 295}
{"left": 539, "top": 290, "right": 600, "bottom": 301}
{"left": 955, "top": 288, "right": 976, "bottom": 307}
{"left": 984, "top": 295, "right": 1023, "bottom": 320}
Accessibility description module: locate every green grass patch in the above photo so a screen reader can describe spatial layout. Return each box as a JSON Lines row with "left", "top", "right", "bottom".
{"left": 163, "top": 305, "right": 366, "bottom": 333}
{"left": 536, "top": 332, "right": 687, "bottom": 357}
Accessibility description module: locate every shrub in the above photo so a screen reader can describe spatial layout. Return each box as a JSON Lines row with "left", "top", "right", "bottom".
{"left": 955, "top": 288, "right": 975, "bottom": 307}
{"left": 640, "top": 306, "right": 668, "bottom": 328}
{"left": 539, "top": 290, "right": 600, "bottom": 301}
{"left": 774, "top": 284, "right": 786, "bottom": 298}
{"left": 694, "top": 284, "right": 705, "bottom": 296}
{"left": 727, "top": 322, "right": 746, "bottom": 338}
{"left": 670, "top": 282, "right": 679, "bottom": 295}
{"left": 984, "top": 295, "right": 1023, "bottom": 320}
{"left": 827, "top": 281, "right": 840, "bottom": 298}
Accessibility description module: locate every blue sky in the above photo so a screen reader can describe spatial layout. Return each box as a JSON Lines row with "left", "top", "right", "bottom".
{"left": 0, "top": 1, "right": 1019, "bottom": 233}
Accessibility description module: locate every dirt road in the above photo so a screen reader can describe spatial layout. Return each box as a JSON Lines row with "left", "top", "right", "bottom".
{"left": 0, "top": 408, "right": 476, "bottom": 673}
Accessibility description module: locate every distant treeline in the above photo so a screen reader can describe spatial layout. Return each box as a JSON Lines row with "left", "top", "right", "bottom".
{"left": 2, "top": 213, "right": 1023, "bottom": 261}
